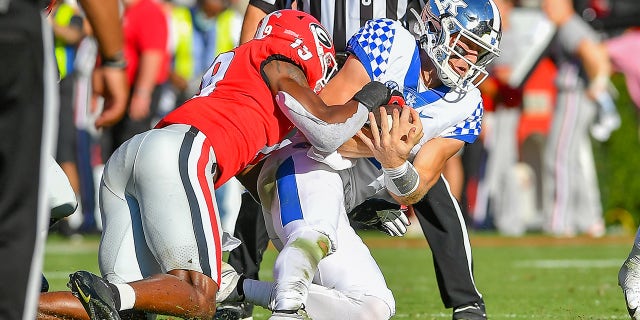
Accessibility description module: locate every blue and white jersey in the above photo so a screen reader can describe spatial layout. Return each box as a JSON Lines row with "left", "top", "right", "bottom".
{"left": 346, "top": 18, "right": 484, "bottom": 154}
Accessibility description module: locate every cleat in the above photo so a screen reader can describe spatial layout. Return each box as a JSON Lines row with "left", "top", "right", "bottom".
{"left": 214, "top": 304, "right": 243, "bottom": 320}
{"left": 215, "top": 302, "right": 254, "bottom": 320}
{"left": 619, "top": 256, "right": 640, "bottom": 320}
{"left": 68, "top": 271, "right": 121, "bottom": 320}
{"left": 452, "top": 300, "right": 487, "bottom": 320}
{"left": 217, "top": 262, "right": 244, "bottom": 303}
{"left": 269, "top": 312, "right": 303, "bottom": 320}
{"left": 269, "top": 306, "right": 310, "bottom": 320}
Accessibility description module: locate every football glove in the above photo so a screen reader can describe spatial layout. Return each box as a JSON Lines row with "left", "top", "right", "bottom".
{"left": 353, "top": 82, "right": 405, "bottom": 111}
{"left": 348, "top": 198, "right": 410, "bottom": 237}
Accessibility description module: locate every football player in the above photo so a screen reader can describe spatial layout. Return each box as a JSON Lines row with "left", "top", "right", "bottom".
{"left": 36, "top": 10, "right": 412, "bottom": 320}
{"left": 216, "top": 1, "right": 502, "bottom": 319}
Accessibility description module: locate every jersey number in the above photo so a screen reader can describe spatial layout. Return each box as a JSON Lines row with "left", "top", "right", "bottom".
{"left": 197, "top": 51, "right": 234, "bottom": 97}
{"left": 291, "top": 38, "right": 312, "bottom": 61}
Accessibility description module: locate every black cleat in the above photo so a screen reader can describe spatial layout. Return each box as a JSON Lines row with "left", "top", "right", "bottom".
{"left": 68, "top": 271, "right": 121, "bottom": 320}
{"left": 452, "top": 300, "right": 487, "bottom": 320}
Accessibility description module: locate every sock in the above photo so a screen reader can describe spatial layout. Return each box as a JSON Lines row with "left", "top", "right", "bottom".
{"left": 243, "top": 278, "right": 275, "bottom": 309}
{"left": 109, "top": 283, "right": 136, "bottom": 311}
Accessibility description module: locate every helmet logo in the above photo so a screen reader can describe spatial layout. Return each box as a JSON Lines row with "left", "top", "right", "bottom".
{"left": 309, "top": 23, "right": 332, "bottom": 49}
{"left": 437, "top": 0, "right": 468, "bottom": 16}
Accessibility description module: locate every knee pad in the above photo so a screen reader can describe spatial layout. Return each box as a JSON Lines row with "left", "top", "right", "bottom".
{"left": 285, "top": 222, "right": 338, "bottom": 261}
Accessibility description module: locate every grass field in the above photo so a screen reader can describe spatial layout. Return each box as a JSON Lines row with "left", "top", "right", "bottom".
{"left": 43, "top": 231, "right": 635, "bottom": 320}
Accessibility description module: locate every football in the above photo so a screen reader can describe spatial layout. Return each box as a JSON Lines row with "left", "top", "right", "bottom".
{"left": 370, "top": 104, "right": 405, "bottom": 131}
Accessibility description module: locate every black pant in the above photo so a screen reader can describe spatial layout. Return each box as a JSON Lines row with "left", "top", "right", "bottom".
{"left": 228, "top": 176, "right": 482, "bottom": 309}
{"left": 0, "top": 2, "right": 55, "bottom": 318}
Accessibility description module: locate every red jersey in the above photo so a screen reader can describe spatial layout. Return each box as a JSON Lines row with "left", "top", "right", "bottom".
{"left": 156, "top": 10, "right": 336, "bottom": 188}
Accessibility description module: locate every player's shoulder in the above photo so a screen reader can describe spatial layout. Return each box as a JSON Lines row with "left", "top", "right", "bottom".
{"left": 349, "top": 18, "right": 415, "bottom": 47}
{"left": 346, "top": 18, "right": 418, "bottom": 72}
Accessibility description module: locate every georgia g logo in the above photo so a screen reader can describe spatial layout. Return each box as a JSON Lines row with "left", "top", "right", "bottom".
{"left": 309, "top": 23, "right": 333, "bottom": 49}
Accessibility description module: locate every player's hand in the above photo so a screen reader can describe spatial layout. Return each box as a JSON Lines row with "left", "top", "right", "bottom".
{"left": 356, "top": 106, "right": 423, "bottom": 168}
{"left": 348, "top": 198, "right": 410, "bottom": 237}
{"left": 128, "top": 90, "right": 152, "bottom": 120}
{"left": 94, "top": 66, "right": 128, "bottom": 128}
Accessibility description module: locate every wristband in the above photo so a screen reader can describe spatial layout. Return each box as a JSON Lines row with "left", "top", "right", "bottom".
{"left": 383, "top": 161, "right": 420, "bottom": 197}
{"left": 102, "top": 51, "right": 127, "bottom": 69}
{"left": 352, "top": 81, "right": 391, "bottom": 111}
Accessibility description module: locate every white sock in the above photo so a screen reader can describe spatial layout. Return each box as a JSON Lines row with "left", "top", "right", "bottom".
{"left": 113, "top": 283, "right": 136, "bottom": 311}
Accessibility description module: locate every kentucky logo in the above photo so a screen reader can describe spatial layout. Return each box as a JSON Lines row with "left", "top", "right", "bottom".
{"left": 437, "top": 0, "right": 468, "bottom": 16}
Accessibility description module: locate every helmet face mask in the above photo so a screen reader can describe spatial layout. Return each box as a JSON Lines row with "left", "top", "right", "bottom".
{"left": 417, "top": 0, "right": 502, "bottom": 92}
{"left": 309, "top": 23, "right": 338, "bottom": 93}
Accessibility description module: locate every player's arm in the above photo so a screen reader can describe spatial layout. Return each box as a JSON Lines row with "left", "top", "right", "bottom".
{"left": 319, "top": 55, "right": 385, "bottom": 157}
{"left": 262, "top": 58, "right": 394, "bottom": 152}
{"left": 399, "top": 137, "right": 465, "bottom": 204}
{"left": 240, "top": 4, "right": 268, "bottom": 44}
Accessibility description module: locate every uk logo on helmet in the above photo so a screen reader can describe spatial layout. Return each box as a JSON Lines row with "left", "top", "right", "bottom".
{"left": 438, "top": 0, "right": 468, "bottom": 16}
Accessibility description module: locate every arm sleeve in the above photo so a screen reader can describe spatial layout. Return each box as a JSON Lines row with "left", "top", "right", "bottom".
{"left": 275, "top": 91, "right": 370, "bottom": 152}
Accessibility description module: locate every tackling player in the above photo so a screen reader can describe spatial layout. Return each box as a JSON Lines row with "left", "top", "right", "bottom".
{"left": 36, "top": 10, "right": 409, "bottom": 320}
{"left": 217, "top": 1, "right": 502, "bottom": 319}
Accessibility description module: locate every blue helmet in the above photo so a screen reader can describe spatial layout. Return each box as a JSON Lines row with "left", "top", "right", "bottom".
{"left": 416, "top": 0, "right": 502, "bottom": 91}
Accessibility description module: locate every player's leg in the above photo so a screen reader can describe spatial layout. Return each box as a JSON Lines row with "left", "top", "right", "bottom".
{"left": 412, "top": 176, "right": 486, "bottom": 319}
{"left": 302, "top": 208, "right": 395, "bottom": 320}
{"left": 70, "top": 125, "right": 223, "bottom": 319}
{"left": 222, "top": 215, "right": 394, "bottom": 320}
{"left": 118, "top": 125, "right": 223, "bottom": 318}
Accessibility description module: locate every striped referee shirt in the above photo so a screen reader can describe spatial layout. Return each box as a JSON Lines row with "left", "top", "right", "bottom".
{"left": 249, "top": 0, "right": 425, "bottom": 52}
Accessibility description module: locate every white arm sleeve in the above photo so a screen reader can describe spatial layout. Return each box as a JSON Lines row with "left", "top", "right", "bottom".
{"left": 275, "top": 91, "right": 369, "bottom": 152}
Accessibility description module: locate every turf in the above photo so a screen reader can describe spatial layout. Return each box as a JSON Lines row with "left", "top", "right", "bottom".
{"left": 43, "top": 231, "right": 634, "bottom": 319}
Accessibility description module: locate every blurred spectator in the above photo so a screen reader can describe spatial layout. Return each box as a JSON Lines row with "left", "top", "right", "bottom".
{"left": 49, "top": 0, "right": 86, "bottom": 234}
{"left": 191, "top": 0, "right": 242, "bottom": 80}
{"left": 477, "top": 0, "right": 528, "bottom": 236}
{"left": 158, "top": 0, "right": 195, "bottom": 119}
{"left": 605, "top": 28, "right": 640, "bottom": 109}
{"left": 101, "top": 0, "right": 169, "bottom": 160}
{"left": 541, "top": 0, "right": 611, "bottom": 237}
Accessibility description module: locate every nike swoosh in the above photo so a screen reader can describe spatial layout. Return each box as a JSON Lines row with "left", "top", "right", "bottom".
{"left": 75, "top": 282, "right": 91, "bottom": 304}
{"left": 629, "top": 306, "right": 637, "bottom": 317}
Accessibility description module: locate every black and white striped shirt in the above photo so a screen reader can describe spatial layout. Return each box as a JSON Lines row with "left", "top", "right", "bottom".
{"left": 249, "top": 0, "right": 425, "bottom": 52}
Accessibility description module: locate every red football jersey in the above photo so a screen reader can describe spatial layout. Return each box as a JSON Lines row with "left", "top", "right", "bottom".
{"left": 156, "top": 10, "right": 336, "bottom": 188}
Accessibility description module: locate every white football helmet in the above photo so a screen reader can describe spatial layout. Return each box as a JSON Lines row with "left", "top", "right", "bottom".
{"left": 415, "top": 0, "right": 502, "bottom": 91}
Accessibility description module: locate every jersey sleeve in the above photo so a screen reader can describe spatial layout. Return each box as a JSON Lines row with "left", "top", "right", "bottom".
{"left": 439, "top": 101, "right": 483, "bottom": 143}
{"left": 405, "top": 87, "right": 484, "bottom": 150}
{"left": 346, "top": 18, "right": 421, "bottom": 88}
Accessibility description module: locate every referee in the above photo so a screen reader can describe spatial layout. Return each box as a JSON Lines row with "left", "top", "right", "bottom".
{"left": 226, "top": 1, "right": 487, "bottom": 319}
{"left": 0, "top": 0, "right": 126, "bottom": 318}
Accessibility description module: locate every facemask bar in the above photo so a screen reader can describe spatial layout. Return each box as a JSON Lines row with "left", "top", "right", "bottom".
{"left": 314, "top": 52, "right": 337, "bottom": 93}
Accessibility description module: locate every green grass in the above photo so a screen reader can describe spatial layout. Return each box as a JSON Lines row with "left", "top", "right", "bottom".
{"left": 43, "top": 232, "right": 634, "bottom": 319}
